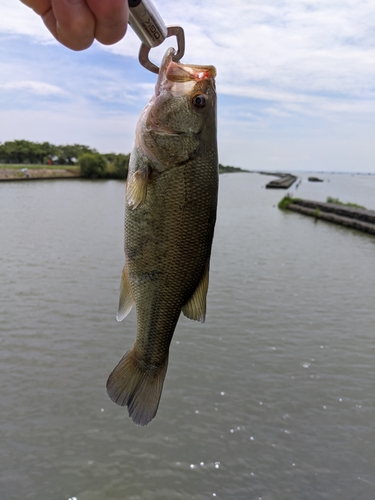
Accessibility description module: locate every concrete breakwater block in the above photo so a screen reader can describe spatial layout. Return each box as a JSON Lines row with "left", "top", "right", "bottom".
{"left": 266, "top": 174, "right": 297, "bottom": 189}
{"left": 284, "top": 198, "right": 375, "bottom": 236}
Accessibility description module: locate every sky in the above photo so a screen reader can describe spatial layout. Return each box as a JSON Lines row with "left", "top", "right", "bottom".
{"left": 0, "top": 0, "right": 374, "bottom": 173}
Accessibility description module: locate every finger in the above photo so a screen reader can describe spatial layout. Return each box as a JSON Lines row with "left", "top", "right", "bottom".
{"left": 87, "top": 0, "right": 128, "bottom": 45}
{"left": 45, "top": 0, "right": 96, "bottom": 51}
{"left": 20, "top": 0, "right": 51, "bottom": 16}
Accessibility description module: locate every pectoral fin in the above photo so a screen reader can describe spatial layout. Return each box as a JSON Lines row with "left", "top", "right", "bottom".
{"left": 126, "top": 170, "right": 148, "bottom": 209}
{"left": 116, "top": 265, "right": 135, "bottom": 321}
{"left": 181, "top": 261, "right": 210, "bottom": 323}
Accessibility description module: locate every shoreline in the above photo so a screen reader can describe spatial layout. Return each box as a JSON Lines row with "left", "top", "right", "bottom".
{"left": 0, "top": 164, "right": 249, "bottom": 182}
{"left": 0, "top": 167, "right": 81, "bottom": 181}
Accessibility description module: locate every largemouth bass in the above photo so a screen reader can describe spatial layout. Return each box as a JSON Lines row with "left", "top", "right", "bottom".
{"left": 106, "top": 48, "right": 218, "bottom": 426}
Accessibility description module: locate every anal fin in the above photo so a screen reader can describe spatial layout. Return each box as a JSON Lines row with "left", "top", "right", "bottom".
{"left": 181, "top": 261, "right": 210, "bottom": 323}
{"left": 116, "top": 265, "right": 135, "bottom": 321}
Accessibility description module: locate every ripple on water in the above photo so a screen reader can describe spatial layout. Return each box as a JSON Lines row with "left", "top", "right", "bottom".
{"left": 2, "top": 175, "right": 375, "bottom": 500}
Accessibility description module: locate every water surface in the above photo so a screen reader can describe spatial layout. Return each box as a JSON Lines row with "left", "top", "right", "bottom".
{"left": 1, "top": 173, "right": 375, "bottom": 500}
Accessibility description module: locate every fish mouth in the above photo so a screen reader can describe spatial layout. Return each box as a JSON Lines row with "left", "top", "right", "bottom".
{"left": 146, "top": 49, "right": 216, "bottom": 135}
{"left": 155, "top": 48, "right": 216, "bottom": 97}
{"left": 166, "top": 61, "right": 216, "bottom": 84}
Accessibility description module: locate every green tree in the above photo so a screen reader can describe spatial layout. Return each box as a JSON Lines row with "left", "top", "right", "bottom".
{"left": 113, "top": 153, "right": 129, "bottom": 179}
{"left": 0, "top": 140, "right": 131, "bottom": 173}
{"left": 79, "top": 153, "right": 107, "bottom": 178}
{"left": 57, "top": 144, "right": 96, "bottom": 164}
{"left": 0, "top": 140, "right": 57, "bottom": 164}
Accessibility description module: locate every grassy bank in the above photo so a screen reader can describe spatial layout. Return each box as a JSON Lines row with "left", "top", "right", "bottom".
{"left": 326, "top": 197, "right": 366, "bottom": 210}
{"left": 278, "top": 195, "right": 299, "bottom": 209}
{"left": 0, "top": 164, "right": 78, "bottom": 170}
{"left": 0, "top": 164, "right": 80, "bottom": 180}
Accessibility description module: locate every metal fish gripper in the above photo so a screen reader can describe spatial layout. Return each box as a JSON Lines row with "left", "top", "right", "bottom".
{"left": 128, "top": 0, "right": 185, "bottom": 73}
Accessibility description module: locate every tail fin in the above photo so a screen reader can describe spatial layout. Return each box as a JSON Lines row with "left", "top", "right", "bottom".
{"left": 106, "top": 348, "right": 168, "bottom": 426}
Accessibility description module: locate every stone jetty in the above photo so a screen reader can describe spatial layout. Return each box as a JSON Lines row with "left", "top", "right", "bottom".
{"left": 281, "top": 198, "right": 375, "bottom": 236}
{"left": 265, "top": 174, "right": 297, "bottom": 189}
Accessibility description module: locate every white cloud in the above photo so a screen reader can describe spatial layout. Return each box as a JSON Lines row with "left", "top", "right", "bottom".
{"left": 1, "top": 0, "right": 375, "bottom": 171}
{"left": 0, "top": 104, "right": 138, "bottom": 153}
{"left": 217, "top": 121, "right": 375, "bottom": 173}
{"left": 0, "top": 80, "right": 66, "bottom": 96}
{"left": 189, "top": 0, "right": 375, "bottom": 97}
{"left": 107, "top": 0, "right": 375, "bottom": 126}
{"left": 99, "top": 29, "right": 141, "bottom": 59}
{"left": 0, "top": 0, "right": 54, "bottom": 43}
{"left": 4, "top": 0, "right": 375, "bottom": 106}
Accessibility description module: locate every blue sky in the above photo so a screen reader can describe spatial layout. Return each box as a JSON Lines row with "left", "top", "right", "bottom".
{"left": 1, "top": 0, "right": 374, "bottom": 172}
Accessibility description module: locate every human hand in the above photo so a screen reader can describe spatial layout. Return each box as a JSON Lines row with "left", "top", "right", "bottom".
{"left": 21, "top": 0, "right": 129, "bottom": 51}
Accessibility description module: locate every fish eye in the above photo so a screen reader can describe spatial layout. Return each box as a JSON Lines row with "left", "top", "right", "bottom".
{"left": 191, "top": 94, "right": 207, "bottom": 109}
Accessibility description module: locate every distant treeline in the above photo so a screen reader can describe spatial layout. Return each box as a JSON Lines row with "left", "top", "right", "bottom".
{"left": 0, "top": 139, "right": 129, "bottom": 179}
{"left": 0, "top": 139, "right": 96, "bottom": 165}
{"left": 0, "top": 140, "right": 246, "bottom": 180}
{"left": 218, "top": 164, "right": 247, "bottom": 174}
